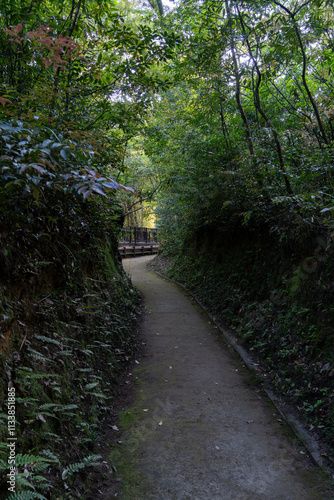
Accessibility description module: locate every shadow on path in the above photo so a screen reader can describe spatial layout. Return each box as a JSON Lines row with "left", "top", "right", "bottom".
{"left": 115, "top": 256, "right": 330, "bottom": 500}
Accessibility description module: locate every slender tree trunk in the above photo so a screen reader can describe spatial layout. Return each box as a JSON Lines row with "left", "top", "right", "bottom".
{"left": 273, "top": 0, "right": 329, "bottom": 146}
{"left": 237, "top": 8, "right": 293, "bottom": 195}
{"left": 148, "top": 0, "right": 164, "bottom": 17}
{"left": 224, "top": 0, "right": 263, "bottom": 187}
{"left": 216, "top": 80, "right": 231, "bottom": 148}
{"left": 219, "top": 102, "right": 230, "bottom": 149}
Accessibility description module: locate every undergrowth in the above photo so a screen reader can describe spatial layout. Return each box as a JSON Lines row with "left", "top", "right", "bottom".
{"left": 0, "top": 193, "right": 141, "bottom": 498}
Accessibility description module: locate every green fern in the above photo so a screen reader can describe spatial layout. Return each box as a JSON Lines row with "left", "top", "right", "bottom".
{"left": 87, "top": 392, "right": 107, "bottom": 399}
{"left": 41, "top": 449, "right": 60, "bottom": 464}
{"left": 54, "top": 404, "right": 78, "bottom": 411}
{"left": 61, "top": 454, "right": 102, "bottom": 480}
{"left": 16, "top": 370, "right": 59, "bottom": 381}
{"left": 84, "top": 382, "right": 99, "bottom": 391}
{"left": 33, "top": 335, "right": 62, "bottom": 346}
{"left": 42, "top": 432, "right": 62, "bottom": 443}
{"left": 15, "top": 397, "right": 39, "bottom": 404}
{"left": 0, "top": 453, "right": 56, "bottom": 471}
{"left": 26, "top": 348, "right": 53, "bottom": 363}
{"left": 1, "top": 454, "right": 55, "bottom": 498}
{"left": 29, "top": 461, "right": 52, "bottom": 474}
{"left": 10, "top": 476, "right": 35, "bottom": 491}
{"left": 7, "top": 492, "right": 47, "bottom": 500}
{"left": 38, "top": 403, "right": 58, "bottom": 410}
{"left": 58, "top": 350, "right": 73, "bottom": 356}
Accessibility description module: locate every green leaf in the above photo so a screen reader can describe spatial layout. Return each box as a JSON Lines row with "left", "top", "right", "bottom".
{"left": 60, "top": 148, "right": 70, "bottom": 161}
{"left": 91, "top": 184, "right": 107, "bottom": 196}
{"left": 103, "top": 180, "right": 119, "bottom": 190}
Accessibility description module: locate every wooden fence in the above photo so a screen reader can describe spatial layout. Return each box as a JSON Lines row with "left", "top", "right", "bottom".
{"left": 118, "top": 226, "right": 159, "bottom": 245}
{"left": 118, "top": 244, "right": 160, "bottom": 258}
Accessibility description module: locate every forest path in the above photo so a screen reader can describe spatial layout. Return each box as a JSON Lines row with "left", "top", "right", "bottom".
{"left": 116, "top": 256, "right": 329, "bottom": 500}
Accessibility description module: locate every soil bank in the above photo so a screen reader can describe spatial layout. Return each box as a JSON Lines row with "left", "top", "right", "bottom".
{"left": 114, "top": 255, "right": 331, "bottom": 500}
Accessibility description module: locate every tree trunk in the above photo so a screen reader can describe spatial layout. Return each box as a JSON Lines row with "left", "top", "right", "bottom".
{"left": 224, "top": 0, "right": 263, "bottom": 187}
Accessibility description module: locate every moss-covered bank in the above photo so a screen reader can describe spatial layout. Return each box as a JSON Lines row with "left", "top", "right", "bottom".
{"left": 0, "top": 194, "right": 140, "bottom": 499}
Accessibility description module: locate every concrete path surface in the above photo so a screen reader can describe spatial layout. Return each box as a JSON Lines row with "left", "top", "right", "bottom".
{"left": 117, "top": 256, "right": 331, "bottom": 500}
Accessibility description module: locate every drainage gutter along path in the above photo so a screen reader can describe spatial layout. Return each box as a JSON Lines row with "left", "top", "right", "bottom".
{"left": 118, "top": 256, "right": 330, "bottom": 500}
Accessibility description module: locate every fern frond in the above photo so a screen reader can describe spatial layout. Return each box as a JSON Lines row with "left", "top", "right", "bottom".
{"left": 84, "top": 382, "right": 99, "bottom": 391}
{"left": 62, "top": 454, "right": 102, "bottom": 479}
{"left": 14, "top": 454, "right": 46, "bottom": 467}
{"left": 28, "top": 474, "right": 51, "bottom": 485}
{"left": 0, "top": 458, "right": 7, "bottom": 470}
{"left": 31, "top": 462, "right": 52, "bottom": 473}
{"left": 26, "top": 348, "right": 53, "bottom": 363}
{"left": 54, "top": 404, "right": 78, "bottom": 411}
{"left": 87, "top": 392, "right": 107, "bottom": 399}
{"left": 38, "top": 403, "right": 58, "bottom": 411}
{"left": 7, "top": 491, "right": 47, "bottom": 500}
{"left": 12, "top": 476, "right": 35, "bottom": 490}
{"left": 7, "top": 453, "right": 56, "bottom": 469}
{"left": 41, "top": 449, "right": 60, "bottom": 464}
{"left": 34, "top": 335, "right": 62, "bottom": 346}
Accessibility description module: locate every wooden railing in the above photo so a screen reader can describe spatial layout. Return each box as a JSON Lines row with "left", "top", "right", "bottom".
{"left": 118, "top": 244, "right": 159, "bottom": 258}
{"left": 118, "top": 226, "right": 159, "bottom": 245}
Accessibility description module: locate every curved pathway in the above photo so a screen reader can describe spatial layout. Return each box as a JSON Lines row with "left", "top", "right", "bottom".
{"left": 118, "top": 256, "right": 330, "bottom": 500}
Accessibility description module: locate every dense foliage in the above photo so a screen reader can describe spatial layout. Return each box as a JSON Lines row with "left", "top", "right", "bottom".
{"left": 2, "top": 0, "right": 334, "bottom": 494}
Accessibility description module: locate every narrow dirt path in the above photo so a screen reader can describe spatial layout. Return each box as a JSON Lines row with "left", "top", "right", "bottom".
{"left": 116, "top": 256, "right": 330, "bottom": 500}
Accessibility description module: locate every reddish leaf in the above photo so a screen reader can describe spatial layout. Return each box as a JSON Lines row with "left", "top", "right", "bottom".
{"left": 0, "top": 97, "right": 12, "bottom": 106}
{"left": 42, "top": 59, "right": 53, "bottom": 69}
{"left": 40, "top": 160, "right": 55, "bottom": 170}
{"left": 30, "top": 164, "right": 47, "bottom": 174}
{"left": 119, "top": 184, "right": 136, "bottom": 194}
